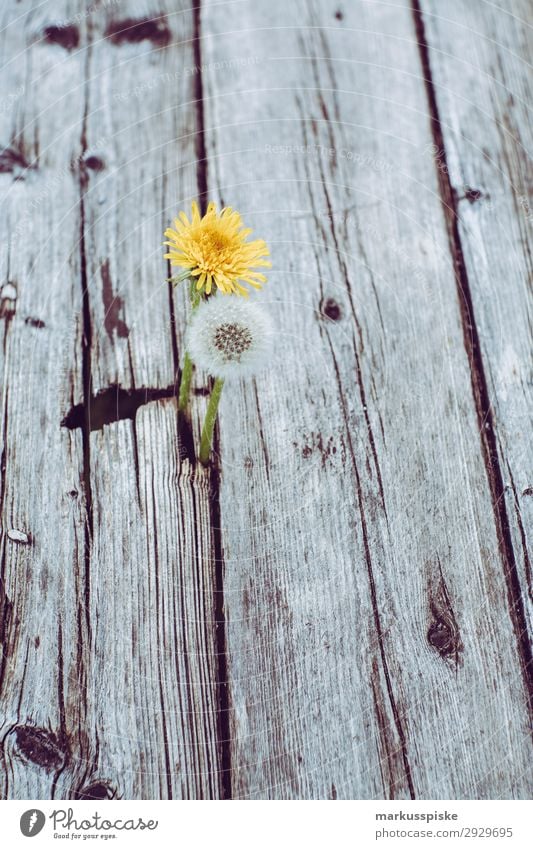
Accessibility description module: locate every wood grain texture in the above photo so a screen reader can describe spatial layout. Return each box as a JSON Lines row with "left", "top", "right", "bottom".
{"left": 87, "top": 402, "right": 220, "bottom": 799}
{"left": 0, "top": 0, "right": 223, "bottom": 799}
{"left": 80, "top": 0, "right": 196, "bottom": 394}
{"left": 199, "top": 0, "right": 532, "bottom": 798}
{"left": 0, "top": 0, "right": 87, "bottom": 799}
{"left": 67, "top": 0, "right": 223, "bottom": 798}
{"left": 0, "top": 0, "right": 531, "bottom": 800}
{"left": 418, "top": 0, "right": 533, "bottom": 672}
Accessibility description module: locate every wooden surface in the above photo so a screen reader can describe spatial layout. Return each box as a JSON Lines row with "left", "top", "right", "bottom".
{"left": 0, "top": 0, "right": 531, "bottom": 800}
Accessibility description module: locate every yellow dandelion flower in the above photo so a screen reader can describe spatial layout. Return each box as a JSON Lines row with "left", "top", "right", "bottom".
{"left": 163, "top": 201, "right": 271, "bottom": 297}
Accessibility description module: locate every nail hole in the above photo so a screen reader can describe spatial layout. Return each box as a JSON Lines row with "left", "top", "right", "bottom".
{"left": 84, "top": 154, "right": 106, "bottom": 172}
{"left": 25, "top": 316, "right": 46, "bottom": 329}
{"left": 463, "top": 186, "right": 484, "bottom": 203}
{"left": 101, "top": 259, "right": 129, "bottom": 339}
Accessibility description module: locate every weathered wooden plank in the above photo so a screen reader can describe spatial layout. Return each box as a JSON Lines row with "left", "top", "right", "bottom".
{"left": 0, "top": 1, "right": 88, "bottom": 799}
{"left": 87, "top": 402, "right": 220, "bottom": 798}
{"left": 200, "top": 0, "right": 533, "bottom": 798}
{"left": 80, "top": 0, "right": 198, "bottom": 394}
{"left": 74, "top": 0, "right": 223, "bottom": 798}
{"left": 417, "top": 0, "right": 533, "bottom": 669}
{"left": 1, "top": 0, "right": 530, "bottom": 802}
{"left": 0, "top": 0, "right": 223, "bottom": 800}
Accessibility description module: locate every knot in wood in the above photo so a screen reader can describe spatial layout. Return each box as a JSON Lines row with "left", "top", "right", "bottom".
{"left": 13, "top": 726, "right": 66, "bottom": 771}
{"left": 427, "top": 618, "right": 453, "bottom": 653}
{"left": 320, "top": 297, "right": 342, "bottom": 321}
{"left": 72, "top": 781, "right": 116, "bottom": 800}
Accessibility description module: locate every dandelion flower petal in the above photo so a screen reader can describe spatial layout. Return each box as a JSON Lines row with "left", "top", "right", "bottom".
{"left": 163, "top": 201, "right": 271, "bottom": 297}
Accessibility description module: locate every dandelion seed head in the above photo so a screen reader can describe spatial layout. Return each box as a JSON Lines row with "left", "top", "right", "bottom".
{"left": 213, "top": 322, "right": 253, "bottom": 357}
{"left": 187, "top": 297, "right": 273, "bottom": 379}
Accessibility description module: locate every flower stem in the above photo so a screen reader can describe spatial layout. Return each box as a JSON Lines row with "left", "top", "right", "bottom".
{"left": 177, "top": 278, "right": 202, "bottom": 414}
{"left": 199, "top": 377, "right": 224, "bottom": 465}
{"left": 167, "top": 269, "right": 192, "bottom": 285}
{"left": 178, "top": 352, "right": 194, "bottom": 413}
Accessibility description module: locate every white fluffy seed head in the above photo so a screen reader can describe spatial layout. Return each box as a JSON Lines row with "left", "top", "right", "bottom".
{"left": 186, "top": 297, "right": 273, "bottom": 379}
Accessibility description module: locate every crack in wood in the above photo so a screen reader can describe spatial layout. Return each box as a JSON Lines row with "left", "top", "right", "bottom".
{"left": 105, "top": 17, "right": 171, "bottom": 47}
{"left": 101, "top": 259, "right": 129, "bottom": 340}
{"left": 302, "top": 107, "right": 389, "bottom": 518}
{"left": 0, "top": 383, "right": 10, "bottom": 701}
{"left": 61, "top": 384, "right": 178, "bottom": 432}
{"left": 371, "top": 660, "right": 406, "bottom": 799}
{"left": 193, "top": 3, "right": 208, "bottom": 213}
{"left": 412, "top": 0, "right": 533, "bottom": 719}
{"left": 150, "top": 478, "right": 174, "bottom": 799}
{"left": 0, "top": 590, "right": 13, "bottom": 697}
{"left": 209, "top": 460, "right": 232, "bottom": 800}
{"left": 191, "top": 0, "right": 232, "bottom": 799}
{"left": 506, "top": 465, "right": 532, "bottom": 604}
{"left": 0, "top": 146, "right": 30, "bottom": 175}
{"left": 43, "top": 24, "right": 80, "bottom": 51}
{"left": 328, "top": 341, "right": 415, "bottom": 799}
{"left": 76, "top": 34, "right": 95, "bottom": 738}
{"left": 51, "top": 618, "right": 70, "bottom": 797}
{"left": 127, "top": 346, "right": 142, "bottom": 502}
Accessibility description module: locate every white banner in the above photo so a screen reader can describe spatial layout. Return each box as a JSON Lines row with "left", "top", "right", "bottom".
{"left": 0, "top": 799, "right": 531, "bottom": 848}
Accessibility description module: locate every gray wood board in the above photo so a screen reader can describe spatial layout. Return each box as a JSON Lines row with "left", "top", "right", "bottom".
{"left": 199, "top": 0, "right": 532, "bottom": 799}
{"left": 419, "top": 0, "right": 532, "bottom": 666}
{"left": 0, "top": 0, "right": 531, "bottom": 800}
{"left": 0, "top": 0, "right": 87, "bottom": 799}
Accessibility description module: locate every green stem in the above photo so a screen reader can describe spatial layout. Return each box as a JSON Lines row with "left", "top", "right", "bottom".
{"left": 178, "top": 352, "right": 194, "bottom": 413}
{"left": 167, "top": 269, "right": 192, "bottom": 285}
{"left": 190, "top": 278, "right": 202, "bottom": 309}
{"left": 177, "top": 278, "right": 202, "bottom": 414}
{"left": 199, "top": 377, "right": 224, "bottom": 465}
